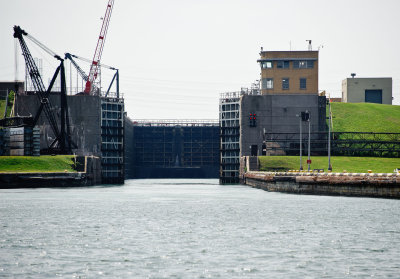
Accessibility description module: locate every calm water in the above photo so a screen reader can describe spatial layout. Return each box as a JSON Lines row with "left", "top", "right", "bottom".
{"left": 1, "top": 179, "right": 400, "bottom": 278}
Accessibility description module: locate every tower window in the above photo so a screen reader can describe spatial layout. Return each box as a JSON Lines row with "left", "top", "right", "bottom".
{"left": 262, "top": 78, "right": 274, "bottom": 89}
{"left": 277, "top": 60, "right": 289, "bottom": 69}
{"left": 282, "top": 78, "right": 289, "bottom": 90}
{"left": 300, "top": 78, "right": 307, "bottom": 89}
{"left": 294, "top": 60, "right": 314, "bottom": 69}
{"left": 261, "top": 61, "right": 273, "bottom": 69}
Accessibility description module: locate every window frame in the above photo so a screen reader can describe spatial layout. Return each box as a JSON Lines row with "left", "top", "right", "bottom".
{"left": 300, "top": 78, "right": 307, "bottom": 90}
{"left": 282, "top": 78, "right": 290, "bottom": 90}
{"left": 293, "top": 60, "right": 314, "bottom": 69}
{"left": 261, "top": 61, "right": 273, "bottom": 69}
{"left": 262, "top": 78, "right": 274, "bottom": 89}
{"left": 266, "top": 78, "right": 273, "bottom": 89}
{"left": 276, "top": 60, "right": 290, "bottom": 69}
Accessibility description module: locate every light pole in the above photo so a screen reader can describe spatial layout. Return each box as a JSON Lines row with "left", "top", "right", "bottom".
{"left": 300, "top": 116, "right": 303, "bottom": 171}
{"left": 328, "top": 99, "right": 332, "bottom": 171}
{"left": 296, "top": 114, "right": 303, "bottom": 170}
{"left": 307, "top": 110, "right": 311, "bottom": 172}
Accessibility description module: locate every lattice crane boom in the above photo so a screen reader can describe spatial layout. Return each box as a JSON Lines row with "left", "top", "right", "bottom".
{"left": 13, "top": 26, "right": 60, "bottom": 138}
{"left": 84, "top": 0, "right": 115, "bottom": 95}
{"left": 65, "top": 53, "right": 88, "bottom": 81}
{"left": 13, "top": 25, "right": 74, "bottom": 154}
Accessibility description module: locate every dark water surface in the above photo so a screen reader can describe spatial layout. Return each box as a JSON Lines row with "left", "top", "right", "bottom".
{"left": 1, "top": 179, "right": 400, "bottom": 278}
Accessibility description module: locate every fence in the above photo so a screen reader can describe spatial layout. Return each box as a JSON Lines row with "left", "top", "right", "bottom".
{"left": 263, "top": 132, "right": 400, "bottom": 157}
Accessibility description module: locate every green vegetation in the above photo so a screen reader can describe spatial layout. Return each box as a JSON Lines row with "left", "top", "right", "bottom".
{"left": 0, "top": 100, "right": 6, "bottom": 118}
{"left": 259, "top": 156, "right": 400, "bottom": 173}
{"left": 0, "top": 90, "right": 15, "bottom": 119}
{"left": 0, "top": 155, "right": 77, "bottom": 173}
{"left": 328, "top": 102, "right": 400, "bottom": 133}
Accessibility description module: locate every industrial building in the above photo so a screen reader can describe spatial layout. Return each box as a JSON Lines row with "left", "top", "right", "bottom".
{"left": 240, "top": 94, "right": 326, "bottom": 157}
{"left": 241, "top": 49, "right": 326, "bottom": 157}
{"left": 127, "top": 120, "right": 219, "bottom": 178}
{"left": 14, "top": 93, "right": 125, "bottom": 183}
{"left": 4, "top": 6, "right": 125, "bottom": 184}
{"left": 219, "top": 48, "right": 327, "bottom": 183}
{"left": 259, "top": 50, "right": 318, "bottom": 95}
{"left": 342, "top": 76, "right": 392, "bottom": 104}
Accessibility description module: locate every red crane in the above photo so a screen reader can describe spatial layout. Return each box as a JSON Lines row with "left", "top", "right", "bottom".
{"left": 84, "top": 0, "right": 114, "bottom": 95}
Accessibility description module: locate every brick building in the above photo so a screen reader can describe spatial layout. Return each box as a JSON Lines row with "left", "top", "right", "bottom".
{"left": 258, "top": 51, "right": 318, "bottom": 95}
{"left": 239, "top": 49, "right": 326, "bottom": 158}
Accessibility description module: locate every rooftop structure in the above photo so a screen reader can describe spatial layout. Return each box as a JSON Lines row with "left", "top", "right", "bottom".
{"left": 258, "top": 50, "right": 319, "bottom": 95}
{"left": 342, "top": 76, "right": 392, "bottom": 105}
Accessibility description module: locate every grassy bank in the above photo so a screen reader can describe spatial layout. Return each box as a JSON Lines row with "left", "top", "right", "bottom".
{"left": 0, "top": 100, "right": 6, "bottom": 118}
{"left": 0, "top": 90, "right": 15, "bottom": 119}
{"left": 329, "top": 102, "right": 400, "bottom": 133}
{"left": 259, "top": 156, "right": 400, "bottom": 173}
{"left": 0, "top": 155, "right": 77, "bottom": 173}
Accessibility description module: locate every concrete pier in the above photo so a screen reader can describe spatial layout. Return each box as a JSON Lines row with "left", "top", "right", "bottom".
{"left": 240, "top": 156, "right": 400, "bottom": 199}
{"left": 244, "top": 171, "right": 400, "bottom": 199}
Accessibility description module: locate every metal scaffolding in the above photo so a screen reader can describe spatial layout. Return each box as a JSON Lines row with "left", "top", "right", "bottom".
{"left": 219, "top": 92, "right": 241, "bottom": 184}
{"left": 101, "top": 96, "right": 124, "bottom": 183}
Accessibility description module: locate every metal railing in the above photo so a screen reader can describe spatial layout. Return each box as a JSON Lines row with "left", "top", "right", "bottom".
{"left": 132, "top": 119, "right": 219, "bottom": 126}
{"left": 263, "top": 132, "right": 400, "bottom": 157}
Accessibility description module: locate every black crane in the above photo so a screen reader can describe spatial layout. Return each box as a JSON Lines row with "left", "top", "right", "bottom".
{"left": 65, "top": 52, "right": 119, "bottom": 98}
{"left": 13, "top": 25, "right": 74, "bottom": 154}
{"left": 64, "top": 53, "right": 89, "bottom": 82}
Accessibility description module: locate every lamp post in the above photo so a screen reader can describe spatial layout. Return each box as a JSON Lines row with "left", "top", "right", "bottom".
{"left": 296, "top": 114, "right": 303, "bottom": 170}
{"left": 328, "top": 99, "right": 332, "bottom": 171}
{"left": 307, "top": 110, "right": 311, "bottom": 172}
{"left": 300, "top": 116, "right": 303, "bottom": 171}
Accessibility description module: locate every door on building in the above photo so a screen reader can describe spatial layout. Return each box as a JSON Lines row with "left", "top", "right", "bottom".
{"left": 365, "top": 90, "right": 382, "bottom": 104}
{"left": 251, "top": 145, "right": 258, "bottom": 156}
{"left": 261, "top": 144, "right": 266, "bottom": 156}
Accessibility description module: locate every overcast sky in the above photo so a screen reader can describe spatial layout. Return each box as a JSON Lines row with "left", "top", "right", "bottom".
{"left": 1, "top": 0, "right": 399, "bottom": 119}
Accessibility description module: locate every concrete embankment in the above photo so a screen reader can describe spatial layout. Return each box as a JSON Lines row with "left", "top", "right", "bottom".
{"left": 244, "top": 171, "right": 400, "bottom": 199}
{"left": 0, "top": 156, "right": 101, "bottom": 188}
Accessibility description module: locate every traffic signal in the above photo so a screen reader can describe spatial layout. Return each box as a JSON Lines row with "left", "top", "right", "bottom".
{"left": 301, "top": 111, "right": 310, "bottom": 121}
{"left": 249, "top": 113, "right": 257, "bottom": 127}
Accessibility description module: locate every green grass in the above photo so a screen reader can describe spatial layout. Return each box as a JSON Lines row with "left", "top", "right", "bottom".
{"left": 0, "top": 90, "right": 15, "bottom": 119}
{"left": 0, "top": 100, "right": 6, "bottom": 118}
{"left": 0, "top": 155, "right": 77, "bottom": 173}
{"left": 329, "top": 102, "right": 400, "bottom": 133}
{"left": 259, "top": 156, "right": 400, "bottom": 173}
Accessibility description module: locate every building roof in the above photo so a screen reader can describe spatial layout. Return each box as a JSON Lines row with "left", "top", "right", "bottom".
{"left": 257, "top": 57, "right": 317, "bottom": 62}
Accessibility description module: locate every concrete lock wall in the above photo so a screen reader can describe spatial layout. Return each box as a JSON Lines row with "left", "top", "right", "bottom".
{"left": 244, "top": 171, "right": 400, "bottom": 199}
{"left": 240, "top": 94, "right": 326, "bottom": 157}
{"left": 15, "top": 94, "right": 102, "bottom": 156}
{"left": 0, "top": 127, "right": 40, "bottom": 156}
{"left": 342, "top": 78, "right": 392, "bottom": 104}
{"left": 124, "top": 116, "right": 135, "bottom": 179}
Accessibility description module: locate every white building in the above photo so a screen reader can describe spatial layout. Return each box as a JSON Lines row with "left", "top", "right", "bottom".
{"left": 342, "top": 77, "right": 392, "bottom": 105}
